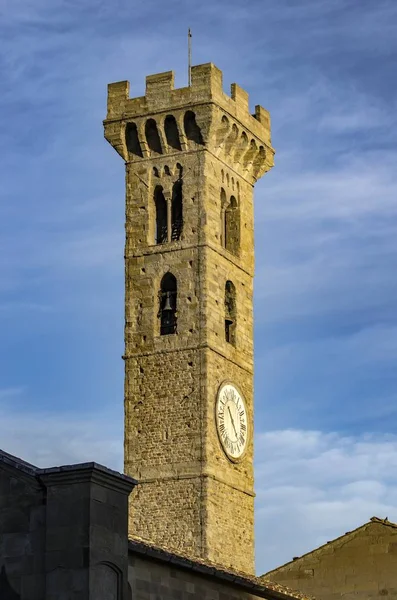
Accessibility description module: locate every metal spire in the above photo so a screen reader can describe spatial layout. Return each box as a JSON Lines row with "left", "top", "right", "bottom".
{"left": 188, "top": 28, "right": 192, "bottom": 86}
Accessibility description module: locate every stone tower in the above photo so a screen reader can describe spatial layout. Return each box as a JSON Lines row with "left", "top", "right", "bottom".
{"left": 104, "top": 63, "right": 274, "bottom": 574}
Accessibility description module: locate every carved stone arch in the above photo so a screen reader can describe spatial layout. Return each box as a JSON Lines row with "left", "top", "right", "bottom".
{"left": 242, "top": 139, "right": 257, "bottom": 171}
{"left": 184, "top": 111, "right": 204, "bottom": 147}
{"left": 171, "top": 179, "right": 183, "bottom": 241}
{"left": 234, "top": 131, "right": 249, "bottom": 164}
{"left": 145, "top": 118, "right": 163, "bottom": 155}
{"left": 220, "top": 187, "right": 227, "bottom": 208}
{"left": 137, "top": 120, "right": 150, "bottom": 157}
{"left": 224, "top": 123, "right": 239, "bottom": 156}
{"left": 154, "top": 185, "right": 168, "bottom": 244}
{"left": 225, "top": 195, "right": 240, "bottom": 257}
{"left": 215, "top": 114, "right": 230, "bottom": 149}
{"left": 159, "top": 272, "right": 177, "bottom": 335}
{"left": 0, "top": 565, "right": 21, "bottom": 600}
{"left": 125, "top": 122, "right": 143, "bottom": 159}
{"left": 225, "top": 280, "right": 237, "bottom": 346}
{"left": 176, "top": 113, "right": 189, "bottom": 150}
{"left": 164, "top": 114, "right": 182, "bottom": 151}
{"left": 252, "top": 146, "right": 267, "bottom": 180}
{"left": 220, "top": 188, "right": 227, "bottom": 247}
{"left": 91, "top": 562, "right": 121, "bottom": 600}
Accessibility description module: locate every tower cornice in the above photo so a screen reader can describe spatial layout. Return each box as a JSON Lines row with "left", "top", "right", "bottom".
{"left": 104, "top": 63, "right": 274, "bottom": 184}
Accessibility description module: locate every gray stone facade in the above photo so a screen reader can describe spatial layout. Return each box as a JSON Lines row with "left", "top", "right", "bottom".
{"left": 0, "top": 449, "right": 135, "bottom": 600}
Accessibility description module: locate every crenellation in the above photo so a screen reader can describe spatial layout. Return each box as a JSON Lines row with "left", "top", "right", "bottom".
{"left": 104, "top": 64, "right": 274, "bottom": 184}
{"left": 231, "top": 82, "right": 250, "bottom": 113}
{"left": 145, "top": 70, "right": 175, "bottom": 101}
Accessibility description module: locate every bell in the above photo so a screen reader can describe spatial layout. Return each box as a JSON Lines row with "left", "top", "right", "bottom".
{"left": 163, "top": 291, "right": 173, "bottom": 312}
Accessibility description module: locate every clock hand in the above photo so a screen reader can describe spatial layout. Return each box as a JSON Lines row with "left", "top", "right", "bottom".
{"left": 227, "top": 406, "right": 238, "bottom": 439}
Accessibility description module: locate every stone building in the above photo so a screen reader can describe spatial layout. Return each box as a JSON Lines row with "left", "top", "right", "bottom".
{"left": 103, "top": 61, "right": 274, "bottom": 574}
{"left": 263, "top": 517, "right": 397, "bottom": 600}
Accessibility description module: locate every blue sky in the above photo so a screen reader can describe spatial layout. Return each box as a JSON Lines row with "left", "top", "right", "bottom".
{"left": 1, "top": 0, "right": 397, "bottom": 575}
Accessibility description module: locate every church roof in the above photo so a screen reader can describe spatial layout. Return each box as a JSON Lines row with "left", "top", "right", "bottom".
{"left": 262, "top": 516, "right": 397, "bottom": 578}
{"left": 129, "top": 537, "right": 314, "bottom": 600}
{"left": 0, "top": 448, "right": 38, "bottom": 476}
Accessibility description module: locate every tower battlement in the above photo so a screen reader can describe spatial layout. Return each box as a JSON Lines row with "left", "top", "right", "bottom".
{"left": 104, "top": 63, "right": 274, "bottom": 182}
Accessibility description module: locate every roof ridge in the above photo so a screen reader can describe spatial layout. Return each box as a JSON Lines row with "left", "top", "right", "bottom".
{"left": 262, "top": 516, "right": 397, "bottom": 577}
{"left": 370, "top": 516, "right": 397, "bottom": 528}
{"left": 0, "top": 448, "right": 38, "bottom": 474}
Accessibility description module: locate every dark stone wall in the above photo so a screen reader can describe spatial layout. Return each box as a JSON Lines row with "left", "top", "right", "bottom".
{"left": 41, "top": 465, "right": 133, "bottom": 600}
{"left": 0, "top": 462, "right": 45, "bottom": 600}
{"left": 128, "top": 552, "right": 293, "bottom": 600}
{"left": 0, "top": 452, "right": 135, "bottom": 600}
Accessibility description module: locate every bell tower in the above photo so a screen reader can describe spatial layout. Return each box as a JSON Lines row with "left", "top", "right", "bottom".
{"left": 104, "top": 64, "right": 274, "bottom": 574}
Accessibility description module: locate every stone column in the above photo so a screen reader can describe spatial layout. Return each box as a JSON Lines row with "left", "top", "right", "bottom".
{"left": 40, "top": 463, "right": 135, "bottom": 600}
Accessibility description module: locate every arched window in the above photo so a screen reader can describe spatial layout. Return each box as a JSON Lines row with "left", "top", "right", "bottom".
{"left": 171, "top": 180, "right": 183, "bottom": 241}
{"left": 125, "top": 122, "right": 143, "bottom": 158}
{"left": 225, "top": 195, "right": 240, "bottom": 256}
{"left": 159, "top": 273, "right": 177, "bottom": 335}
{"left": 164, "top": 115, "right": 182, "bottom": 151}
{"left": 184, "top": 111, "right": 204, "bottom": 145}
{"left": 154, "top": 186, "right": 167, "bottom": 244}
{"left": 225, "top": 280, "right": 236, "bottom": 345}
{"left": 145, "top": 119, "right": 162, "bottom": 154}
{"left": 220, "top": 188, "right": 227, "bottom": 247}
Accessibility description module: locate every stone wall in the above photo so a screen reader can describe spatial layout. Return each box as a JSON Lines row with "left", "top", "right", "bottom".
{"left": 264, "top": 519, "right": 397, "bottom": 600}
{"left": 0, "top": 453, "right": 45, "bottom": 600}
{"left": 0, "top": 450, "right": 135, "bottom": 600}
{"left": 128, "top": 541, "right": 309, "bottom": 600}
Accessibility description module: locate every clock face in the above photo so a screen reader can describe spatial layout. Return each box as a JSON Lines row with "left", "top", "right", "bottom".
{"left": 215, "top": 382, "right": 248, "bottom": 461}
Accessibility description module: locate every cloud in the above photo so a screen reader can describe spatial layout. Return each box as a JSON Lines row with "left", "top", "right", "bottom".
{"left": 0, "top": 404, "right": 123, "bottom": 471}
{"left": 254, "top": 323, "right": 397, "bottom": 434}
{"left": 0, "top": 387, "right": 25, "bottom": 400}
{"left": 255, "top": 428, "right": 397, "bottom": 574}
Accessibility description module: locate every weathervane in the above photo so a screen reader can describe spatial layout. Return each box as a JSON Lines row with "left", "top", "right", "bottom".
{"left": 188, "top": 28, "right": 192, "bottom": 86}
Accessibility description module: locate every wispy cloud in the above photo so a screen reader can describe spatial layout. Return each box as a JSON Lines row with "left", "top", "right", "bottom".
{"left": 255, "top": 428, "right": 397, "bottom": 573}
{"left": 0, "top": 387, "right": 25, "bottom": 400}
{"left": 0, "top": 405, "right": 123, "bottom": 470}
